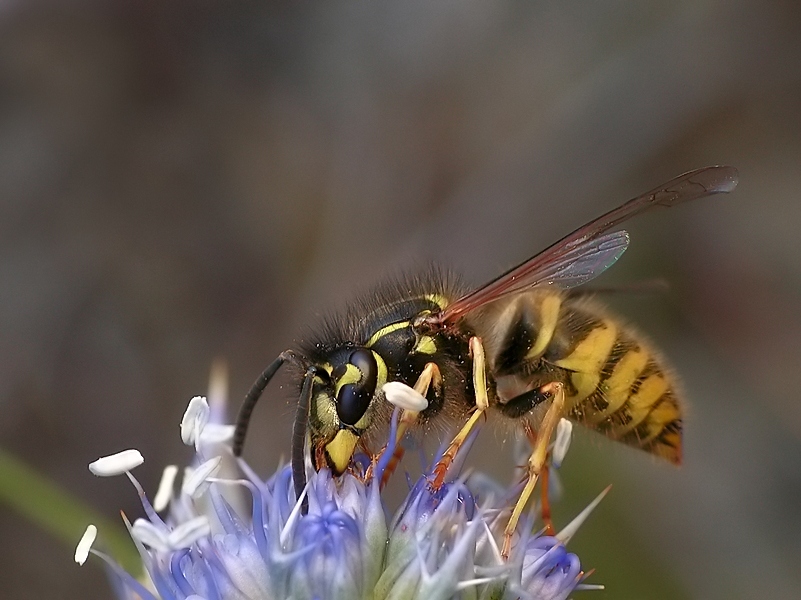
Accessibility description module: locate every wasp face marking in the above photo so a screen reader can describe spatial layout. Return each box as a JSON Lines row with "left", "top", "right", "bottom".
{"left": 308, "top": 347, "right": 383, "bottom": 474}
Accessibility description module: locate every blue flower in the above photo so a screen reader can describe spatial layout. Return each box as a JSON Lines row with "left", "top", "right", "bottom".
{"left": 76, "top": 379, "right": 603, "bottom": 600}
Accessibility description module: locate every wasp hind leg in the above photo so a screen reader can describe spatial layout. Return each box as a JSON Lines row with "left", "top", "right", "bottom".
{"left": 501, "top": 381, "right": 566, "bottom": 560}
{"left": 519, "top": 421, "right": 557, "bottom": 538}
{"left": 431, "top": 336, "right": 489, "bottom": 488}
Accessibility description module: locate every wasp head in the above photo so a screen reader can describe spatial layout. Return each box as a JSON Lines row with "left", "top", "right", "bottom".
{"left": 309, "top": 347, "right": 380, "bottom": 475}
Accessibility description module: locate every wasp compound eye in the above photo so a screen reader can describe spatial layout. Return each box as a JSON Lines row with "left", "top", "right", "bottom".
{"left": 335, "top": 348, "right": 377, "bottom": 426}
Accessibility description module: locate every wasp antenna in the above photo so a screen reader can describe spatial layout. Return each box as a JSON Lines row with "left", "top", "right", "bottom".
{"left": 292, "top": 366, "right": 318, "bottom": 514}
{"left": 233, "top": 350, "right": 297, "bottom": 457}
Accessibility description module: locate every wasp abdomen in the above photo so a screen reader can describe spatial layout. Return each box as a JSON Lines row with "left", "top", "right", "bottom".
{"left": 476, "top": 291, "right": 682, "bottom": 465}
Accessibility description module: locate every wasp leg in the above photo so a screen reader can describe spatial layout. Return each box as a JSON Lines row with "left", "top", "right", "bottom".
{"left": 540, "top": 462, "right": 555, "bottom": 536}
{"left": 520, "top": 421, "right": 556, "bottom": 537}
{"left": 496, "top": 384, "right": 555, "bottom": 419}
{"left": 501, "top": 381, "right": 565, "bottom": 560}
{"left": 374, "top": 362, "right": 442, "bottom": 487}
{"left": 432, "top": 336, "right": 489, "bottom": 488}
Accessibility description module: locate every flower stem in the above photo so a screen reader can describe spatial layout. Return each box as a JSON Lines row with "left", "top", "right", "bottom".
{"left": 0, "top": 447, "right": 141, "bottom": 573}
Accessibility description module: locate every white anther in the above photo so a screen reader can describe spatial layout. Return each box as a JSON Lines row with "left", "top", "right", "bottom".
{"left": 552, "top": 418, "right": 573, "bottom": 468}
{"left": 132, "top": 516, "right": 211, "bottom": 553}
{"left": 167, "top": 516, "right": 211, "bottom": 549}
{"left": 153, "top": 465, "right": 179, "bottom": 512}
{"left": 383, "top": 381, "right": 428, "bottom": 412}
{"left": 74, "top": 524, "right": 97, "bottom": 565}
{"left": 88, "top": 449, "right": 144, "bottom": 476}
{"left": 199, "top": 423, "right": 235, "bottom": 445}
{"left": 181, "top": 396, "right": 210, "bottom": 446}
{"left": 131, "top": 518, "right": 171, "bottom": 553}
{"left": 181, "top": 456, "right": 221, "bottom": 499}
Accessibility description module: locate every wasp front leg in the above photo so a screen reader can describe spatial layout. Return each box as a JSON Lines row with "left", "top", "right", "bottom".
{"left": 501, "top": 381, "right": 566, "bottom": 560}
{"left": 374, "top": 361, "right": 443, "bottom": 486}
{"left": 431, "top": 336, "right": 489, "bottom": 488}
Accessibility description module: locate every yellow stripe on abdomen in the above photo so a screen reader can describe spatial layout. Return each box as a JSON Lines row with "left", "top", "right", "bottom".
{"left": 554, "top": 320, "right": 617, "bottom": 373}
{"left": 637, "top": 397, "right": 681, "bottom": 445}
{"left": 569, "top": 371, "right": 600, "bottom": 406}
{"left": 554, "top": 319, "right": 617, "bottom": 412}
{"left": 588, "top": 347, "right": 649, "bottom": 423}
{"left": 612, "top": 374, "right": 669, "bottom": 435}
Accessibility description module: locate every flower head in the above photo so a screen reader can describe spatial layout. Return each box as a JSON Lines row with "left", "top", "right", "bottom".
{"left": 77, "top": 380, "right": 603, "bottom": 600}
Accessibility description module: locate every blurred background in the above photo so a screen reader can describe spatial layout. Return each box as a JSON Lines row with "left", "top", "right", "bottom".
{"left": 1, "top": 1, "right": 800, "bottom": 598}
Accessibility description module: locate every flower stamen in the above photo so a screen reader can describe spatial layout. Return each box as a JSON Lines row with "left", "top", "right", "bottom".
{"left": 88, "top": 450, "right": 144, "bottom": 476}
{"left": 74, "top": 524, "right": 97, "bottom": 565}
{"left": 153, "top": 465, "right": 179, "bottom": 512}
{"left": 180, "top": 396, "right": 209, "bottom": 448}
{"left": 181, "top": 456, "right": 221, "bottom": 499}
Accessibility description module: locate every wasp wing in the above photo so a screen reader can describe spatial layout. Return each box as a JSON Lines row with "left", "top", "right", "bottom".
{"left": 434, "top": 231, "right": 630, "bottom": 325}
{"left": 430, "top": 165, "right": 738, "bottom": 326}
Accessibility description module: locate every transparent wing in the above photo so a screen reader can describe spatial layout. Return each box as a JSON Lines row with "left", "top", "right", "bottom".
{"left": 521, "top": 231, "right": 630, "bottom": 289}
{"left": 428, "top": 165, "right": 738, "bottom": 326}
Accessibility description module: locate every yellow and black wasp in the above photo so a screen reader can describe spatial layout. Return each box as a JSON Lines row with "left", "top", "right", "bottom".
{"left": 233, "top": 165, "right": 738, "bottom": 555}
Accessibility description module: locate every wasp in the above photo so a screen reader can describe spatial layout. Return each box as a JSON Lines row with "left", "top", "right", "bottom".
{"left": 233, "top": 165, "right": 738, "bottom": 556}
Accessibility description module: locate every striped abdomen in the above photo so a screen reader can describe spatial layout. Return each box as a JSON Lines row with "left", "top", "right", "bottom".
{"left": 473, "top": 290, "right": 682, "bottom": 464}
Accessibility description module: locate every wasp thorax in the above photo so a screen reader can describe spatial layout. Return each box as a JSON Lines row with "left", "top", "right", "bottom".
{"left": 333, "top": 348, "right": 378, "bottom": 426}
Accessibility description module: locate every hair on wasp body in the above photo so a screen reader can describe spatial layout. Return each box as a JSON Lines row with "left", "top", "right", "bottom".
{"left": 233, "top": 165, "right": 738, "bottom": 548}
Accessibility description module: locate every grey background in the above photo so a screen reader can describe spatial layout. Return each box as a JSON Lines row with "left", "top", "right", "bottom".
{"left": 2, "top": 1, "right": 800, "bottom": 598}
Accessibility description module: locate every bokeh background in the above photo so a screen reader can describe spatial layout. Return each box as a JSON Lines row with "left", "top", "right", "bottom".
{"left": 2, "top": 1, "right": 801, "bottom": 598}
